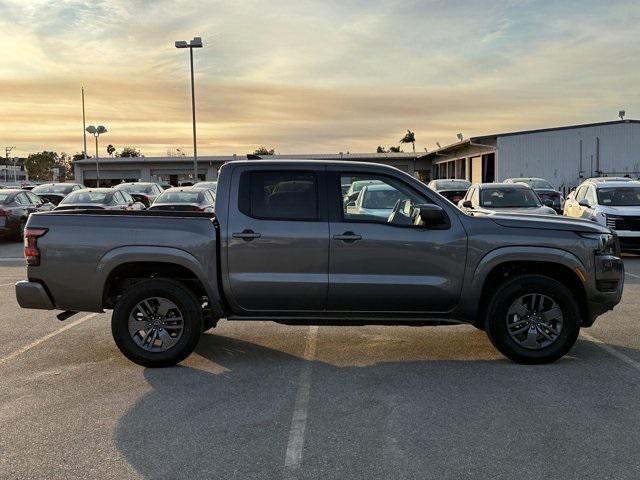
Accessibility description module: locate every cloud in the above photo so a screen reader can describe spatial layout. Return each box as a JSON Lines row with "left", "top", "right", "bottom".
{"left": 0, "top": 0, "right": 639, "bottom": 156}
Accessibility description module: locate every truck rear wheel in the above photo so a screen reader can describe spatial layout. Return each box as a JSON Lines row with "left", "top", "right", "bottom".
{"left": 111, "top": 279, "right": 203, "bottom": 367}
{"left": 484, "top": 274, "right": 580, "bottom": 364}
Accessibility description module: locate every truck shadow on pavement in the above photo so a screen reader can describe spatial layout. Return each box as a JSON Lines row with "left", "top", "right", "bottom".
{"left": 115, "top": 331, "right": 640, "bottom": 480}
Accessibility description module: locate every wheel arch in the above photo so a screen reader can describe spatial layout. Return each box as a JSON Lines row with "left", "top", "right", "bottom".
{"left": 96, "top": 246, "right": 225, "bottom": 318}
{"left": 468, "top": 247, "right": 588, "bottom": 327}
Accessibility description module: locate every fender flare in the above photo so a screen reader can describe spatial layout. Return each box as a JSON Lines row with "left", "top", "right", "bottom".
{"left": 96, "top": 246, "right": 225, "bottom": 318}
{"left": 462, "top": 246, "right": 587, "bottom": 320}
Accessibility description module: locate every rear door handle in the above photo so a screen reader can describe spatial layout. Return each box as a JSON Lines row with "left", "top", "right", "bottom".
{"left": 332, "top": 231, "right": 361, "bottom": 243}
{"left": 233, "top": 229, "right": 261, "bottom": 241}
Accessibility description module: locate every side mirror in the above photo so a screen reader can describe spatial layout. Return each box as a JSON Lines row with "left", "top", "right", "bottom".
{"left": 543, "top": 199, "right": 554, "bottom": 207}
{"left": 462, "top": 200, "right": 473, "bottom": 209}
{"left": 416, "top": 204, "right": 447, "bottom": 226}
{"left": 578, "top": 199, "right": 591, "bottom": 208}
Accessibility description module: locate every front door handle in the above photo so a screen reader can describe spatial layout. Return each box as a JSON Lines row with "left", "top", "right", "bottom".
{"left": 233, "top": 229, "right": 261, "bottom": 241}
{"left": 332, "top": 231, "right": 361, "bottom": 243}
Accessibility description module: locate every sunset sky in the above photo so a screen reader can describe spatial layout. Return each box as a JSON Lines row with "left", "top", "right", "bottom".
{"left": 0, "top": 0, "right": 638, "bottom": 158}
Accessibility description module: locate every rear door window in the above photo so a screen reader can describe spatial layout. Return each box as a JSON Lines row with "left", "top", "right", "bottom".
{"left": 239, "top": 171, "right": 318, "bottom": 221}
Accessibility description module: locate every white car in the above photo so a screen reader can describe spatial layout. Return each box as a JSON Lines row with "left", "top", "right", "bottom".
{"left": 563, "top": 179, "right": 640, "bottom": 251}
{"left": 345, "top": 183, "right": 405, "bottom": 220}
{"left": 458, "top": 183, "right": 557, "bottom": 216}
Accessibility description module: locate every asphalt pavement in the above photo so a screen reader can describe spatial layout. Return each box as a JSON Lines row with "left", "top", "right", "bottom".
{"left": 1, "top": 239, "right": 639, "bottom": 479}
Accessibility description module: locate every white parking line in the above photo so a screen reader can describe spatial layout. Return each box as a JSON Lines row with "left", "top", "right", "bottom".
{"left": 0, "top": 313, "right": 98, "bottom": 367}
{"left": 582, "top": 331, "right": 640, "bottom": 372}
{"left": 0, "top": 282, "right": 15, "bottom": 287}
{"left": 284, "top": 326, "right": 319, "bottom": 478}
{"left": 625, "top": 271, "right": 640, "bottom": 279}
{"left": 0, "top": 258, "right": 24, "bottom": 262}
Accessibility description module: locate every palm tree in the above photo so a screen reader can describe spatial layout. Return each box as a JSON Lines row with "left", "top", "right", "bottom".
{"left": 399, "top": 130, "right": 416, "bottom": 153}
{"left": 106, "top": 144, "right": 116, "bottom": 157}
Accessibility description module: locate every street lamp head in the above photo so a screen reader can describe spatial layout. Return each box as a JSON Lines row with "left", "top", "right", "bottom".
{"left": 175, "top": 40, "right": 189, "bottom": 48}
{"left": 85, "top": 125, "right": 97, "bottom": 134}
{"left": 190, "top": 37, "right": 203, "bottom": 48}
{"left": 96, "top": 125, "right": 107, "bottom": 134}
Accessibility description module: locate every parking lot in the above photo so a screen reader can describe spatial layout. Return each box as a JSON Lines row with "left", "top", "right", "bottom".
{"left": 0, "top": 239, "right": 639, "bottom": 479}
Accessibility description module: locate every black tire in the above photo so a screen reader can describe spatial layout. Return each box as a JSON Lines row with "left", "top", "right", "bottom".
{"left": 111, "top": 279, "right": 203, "bottom": 367}
{"left": 484, "top": 274, "right": 580, "bottom": 364}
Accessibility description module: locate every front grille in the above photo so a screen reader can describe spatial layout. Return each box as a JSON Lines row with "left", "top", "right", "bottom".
{"left": 596, "top": 280, "right": 619, "bottom": 292}
{"left": 606, "top": 215, "right": 640, "bottom": 231}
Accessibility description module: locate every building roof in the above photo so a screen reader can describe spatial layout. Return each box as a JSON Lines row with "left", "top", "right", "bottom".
{"left": 73, "top": 152, "right": 418, "bottom": 165}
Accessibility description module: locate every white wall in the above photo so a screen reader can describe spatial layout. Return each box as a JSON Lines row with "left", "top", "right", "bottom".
{"left": 497, "top": 122, "right": 640, "bottom": 189}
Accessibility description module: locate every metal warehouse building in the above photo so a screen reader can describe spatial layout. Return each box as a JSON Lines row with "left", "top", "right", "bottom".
{"left": 420, "top": 119, "right": 640, "bottom": 192}
{"left": 73, "top": 152, "right": 423, "bottom": 187}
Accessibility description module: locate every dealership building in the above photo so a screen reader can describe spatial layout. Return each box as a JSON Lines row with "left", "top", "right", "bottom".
{"left": 420, "top": 119, "right": 640, "bottom": 193}
{"left": 73, "top": 152, "right": 424, "bottom": 187}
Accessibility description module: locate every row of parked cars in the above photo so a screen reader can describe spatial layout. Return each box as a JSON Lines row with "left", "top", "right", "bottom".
{"left": 427, "top": 176, "right": 640, "bottom": 251}
{"left": 0, "top": 181, "right": 217, "bottom": 241}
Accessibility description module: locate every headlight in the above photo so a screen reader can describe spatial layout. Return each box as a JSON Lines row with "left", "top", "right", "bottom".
{"left": 580, "top": 233, "right": 618, "bottom": 256}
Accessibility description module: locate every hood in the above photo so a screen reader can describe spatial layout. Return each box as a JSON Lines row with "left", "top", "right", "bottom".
{"left": 489, "top": 213, "right": 611, "bottom": 233}
{"left": 597, "top": 205, "right": 640, "bottom": 215}
{"left": 480, "top": 206, "right": 556, "bottom": 215}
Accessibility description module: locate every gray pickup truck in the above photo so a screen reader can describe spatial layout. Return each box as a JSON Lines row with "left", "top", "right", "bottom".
{"left": 16, "top": 160, "right": 624, "bottom": 367}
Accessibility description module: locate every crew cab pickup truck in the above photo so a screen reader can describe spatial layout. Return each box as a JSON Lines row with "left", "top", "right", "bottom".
{"left": 16, "top": 160, "right": 624, "bottom": 367}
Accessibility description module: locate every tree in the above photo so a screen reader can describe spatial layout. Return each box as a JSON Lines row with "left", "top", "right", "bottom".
{"left": 389, "top": 146, "right": 403, "bottom": 153}
{"left": 399, "top": 129, "right": 416, "bottom": 153}
{"left": 72, "top": 152, "right": 86, "bottom": 161}
{"left": 376, "top": 146, "right": 388, "bottom": 153}
{"left": 106, "top": 144, "right": 116, "bottom": 157}
{"left": 119, "top": 146, "right": 141, "bottom": 158}
{"left": 253, "top": 146, "right": 275, "bottom": 155}
{"left": 56, "top": 153, "right": 74, "bottom": 181}
{"left": 24, "top": 151, "right": 58, "bottom": 181}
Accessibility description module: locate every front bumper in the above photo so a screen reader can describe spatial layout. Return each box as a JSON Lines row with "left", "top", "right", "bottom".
{"left": 584, "top": 255, "right": 624, "bottom": 325}
{"left": 15, "top": 281, "right": 55, "bottom": 310}
{"left": 613, "top": 230, "right": 640, "bottom": 251}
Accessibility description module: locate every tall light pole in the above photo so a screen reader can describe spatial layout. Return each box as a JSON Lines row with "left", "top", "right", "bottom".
{"left": 175, "top": 36, "right": 203, "bottom": 182}
{"left": 82, "top": 87, "right": 87, "bottom": 159}
{"left": 85, "top": 125, "right": 107, "bottom": 187}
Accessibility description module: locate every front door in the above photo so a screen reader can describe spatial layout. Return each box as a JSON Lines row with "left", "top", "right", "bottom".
{"left": 327, "top": 170, "right": 467, "bottom": 313}
{"left": 226, "top": 167, "right": 329, "bottom": 312}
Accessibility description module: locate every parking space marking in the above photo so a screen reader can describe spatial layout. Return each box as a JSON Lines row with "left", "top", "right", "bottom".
{"left": 0, "top": 282, "right": 16, "bottom": 287}
{"left": 625, "top": 271, "right": 640, "bottom": 279}
{"left": 582, "top": 331, "right": 640, "bottom": 372}
{"left": 284, "top": 325, "right": 319, "bottom": 478}
{"left": 0, "top": 313, "right": 98, "bottom": 367}
{"left": 0, "top": 258, "right": 24, "bottom": 262}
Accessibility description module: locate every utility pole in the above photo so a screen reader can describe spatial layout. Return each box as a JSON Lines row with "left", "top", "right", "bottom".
{"left": 82, "top": 87, "right": 87, "bottom": 159}
{"left": 4, "top": 147, "right": 15, "bottom": 183}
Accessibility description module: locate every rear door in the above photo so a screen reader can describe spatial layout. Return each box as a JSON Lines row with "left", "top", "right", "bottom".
{"left": 327, "top": 169, "right": 467, "bottom": 313}
{"left": 226, "top": 166, "right": 329, "bottom": 312}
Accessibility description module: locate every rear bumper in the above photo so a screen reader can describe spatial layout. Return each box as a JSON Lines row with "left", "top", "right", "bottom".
{"left": 15, "top": 281, "right": 55, "bottom": 310}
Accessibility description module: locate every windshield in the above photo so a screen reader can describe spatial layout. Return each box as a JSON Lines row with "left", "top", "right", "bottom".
{"left": 33, "top": 184, "right": 75, "bottom": 194}
{"left": 156, "top": 191, "right": 202, "bottom": 203}
{"left": 435, "top": 180, "right": 470, "bottom": 190}
{"left": 117, "top": 184, "right": 155, "bottom": 194}
{"left": 597, "top": 187, "right": 640, "bottom": 206}
{"left": 480, "top": 188, "right": 541, "bottom": 208}
{"left": 361, "top": 188, "right": 403, "bottom": 209}
{"left": 195, "top": 182, "right": 217, "bottom": 192}
{"left": 515, "top": 179, "right": 554, "bottom": 189}
{"left": 61, "top": 191, "right": 110, "bottom": 204}
{"left": 0, "top": 193, "right": 10, "bottom": 203}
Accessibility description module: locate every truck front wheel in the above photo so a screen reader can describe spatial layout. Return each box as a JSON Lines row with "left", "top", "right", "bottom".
{"left": 111, "top": 279, "right": 203, "bottom": 367}
{"left": 484, "top": 274, "right": 580, "bottom": 364}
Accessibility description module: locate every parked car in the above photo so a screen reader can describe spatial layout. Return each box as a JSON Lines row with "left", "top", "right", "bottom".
{"left": 149, "top": 187, "right": 215, "bottom": 212}
{"left": 346, "top": 183, "right": 405, "bottom": 220}
{"left": 16, "top": 160, "right": 623, "bottom": 367}
{"left": 343, "top": 179, "right": 383, "bottom": 204}
{"left": 458, "top": 183, "right": 557, "bottom": 216}
{"left": 564, "top": 178, "right": 640, "bottom": 251}
{"left": 31, "top": 183, "right": 84, "bottom": 205}
{"left": 0, "top": 189, "right": 54, "bottom": 241}
{"left": 159, "top": 182, "right": 172, "bottom": 190}
{"left": 114, "top": 182, "right": 164, "bottom": 208}
{"left": 193, "top": 181, "right": 217, "bottom": 195}
{"left": 504, "top": 177, "right": 564, "bottom": 214}
{"left": 427, "top": 179, "right": 471, "bottom": 204}
{"left": 54, "top": 188, "right": 145, "bottom": 211}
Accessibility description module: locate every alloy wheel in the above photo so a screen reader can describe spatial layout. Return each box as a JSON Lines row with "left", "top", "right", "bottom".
{"left": 505, "top": 293, "right": 563, "bottom": 350}
{"left": 128, "top": 297, "right": 184, "bottom": 352}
